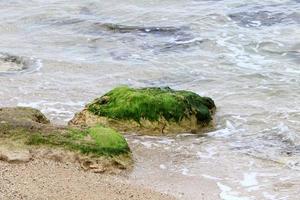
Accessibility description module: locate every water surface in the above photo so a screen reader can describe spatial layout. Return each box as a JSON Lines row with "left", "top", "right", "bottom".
{"left": 0, "top": 0, "right": 299, "bottom": 199}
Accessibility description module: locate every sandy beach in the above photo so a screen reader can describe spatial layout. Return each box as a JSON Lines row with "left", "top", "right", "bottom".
{"left": 0, "top": 159, "right": 175, "bottom": 200}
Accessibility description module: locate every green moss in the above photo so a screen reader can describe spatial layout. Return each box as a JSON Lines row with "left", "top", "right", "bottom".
{"left": 25, "top": 126, "right": 130, "bottom": 156}
{"left": 88, "top": 86, "right": 215, "bottom": 123}
{"left": 0, "top": 107, "right": 131, "bottom": 158}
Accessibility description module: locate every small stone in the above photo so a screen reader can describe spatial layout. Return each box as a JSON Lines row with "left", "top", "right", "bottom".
{"left": 0, "top": 149, "right": 32, "bottom": 163}
{"left": 89, "top": 164, "right": 99, "bottom": 169}
{"left": 92, "top": 167, "right": 106, "bottom": 173}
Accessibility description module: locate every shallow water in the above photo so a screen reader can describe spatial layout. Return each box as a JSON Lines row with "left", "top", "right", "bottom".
{"left": 0, "top": 0, "right": 299, "bottom": 199}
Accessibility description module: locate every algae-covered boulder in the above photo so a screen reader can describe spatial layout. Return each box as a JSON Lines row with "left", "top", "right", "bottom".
{"left": 69, "top": 86, "right": 216, "bottom": 134}
{"left": 26, "top": 125, "right": 130, "bottom": 156}
{"left": 0, "top": 107, "right": 132, "bottom": 172}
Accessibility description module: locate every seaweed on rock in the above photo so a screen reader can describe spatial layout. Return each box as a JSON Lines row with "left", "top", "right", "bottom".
{"left": 0, "top": 107, "right": 131, "bottom": 157}
{"left": 70, "top": 86, "right": 216, "bottom": 134}
{"left": 26, "top": 126, "right": 130, "bottom": 156}
{"left": 88, "top": 86, "right": 214, "bottom": 123}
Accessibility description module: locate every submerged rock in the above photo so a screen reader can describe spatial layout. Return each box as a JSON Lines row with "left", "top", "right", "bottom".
{"left": 101, "top": 23, "right": 181, "bottom": 34}
{"left": 228, "top": 11, "right": 286, "bottom": 27}
{"left": 0, "top": 107, "right": 132, "bottom": 172}
{"left": 0, "top": 53, "right": 38, "bottom": 74}
{"left": 69, "top": 86, "right": 216, "bottom": 135}
{"left": 0, "top": 53, "right": 25, "bottom": 73}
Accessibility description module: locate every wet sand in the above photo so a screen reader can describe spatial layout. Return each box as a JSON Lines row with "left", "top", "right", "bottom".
{"left": 0, "top": 159, "right": 175, "bottom": 200}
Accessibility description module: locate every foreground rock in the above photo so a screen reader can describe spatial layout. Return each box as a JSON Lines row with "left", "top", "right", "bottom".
{"left": 0, "top": 107, "right": 132, "bottom": 173}
{"left": 70, "top": 86, "right": 216, "bottom": 135}
{"left": 0, "top": 148, "right": 32, "bottom": 163}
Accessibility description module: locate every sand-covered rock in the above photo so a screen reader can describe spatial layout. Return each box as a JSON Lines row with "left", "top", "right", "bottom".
{"left": 69, "top": 86, "right": 216, "bottom": 135}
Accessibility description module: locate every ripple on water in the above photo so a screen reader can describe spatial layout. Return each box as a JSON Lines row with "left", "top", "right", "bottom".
{"left": 157, "top": 38, "right": 221, "bottom": 53}
{"left": 228, "top": 3, "right": 300, "bottom": 28}
{"left": 79, "top": 21, "right": 199, "bottom": 60}
{"left": 245, "top": 41, "right": 300, "bottom": 64}
{"left": 228, "top": 11, "right": 286, "bottom": 27}
{"left": 229, "top": 122, "right": 300, "bottom": 170}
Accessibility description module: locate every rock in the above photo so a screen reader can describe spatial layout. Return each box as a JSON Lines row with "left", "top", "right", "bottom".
{"left": 0, "top": 149, "right": 32, "bottom": 163}
{"left": 93, "top": 168, "right": 106, "bottom": 174}
{"left": 0, "top": 107, "right": 132, "bottom": 172}
{"left": 0, "top": 107, "right": 130, "bottom": 157}
{"left": 0, "top": 52, "right": 40, "bottom": 74}
{"left": 0, "top": 107, "right": 50, "bottom": 132}
{"left": 69, "top": 86, "right": 216, "bottom": 135}
{"left": 101, "top": 23, "right": 181, "bottom": 34}
{"left": 25, "top": 126, "right": 130, "bottom": 157}
{"left": 0, "top": 53, "right": 26, "bottom": 73}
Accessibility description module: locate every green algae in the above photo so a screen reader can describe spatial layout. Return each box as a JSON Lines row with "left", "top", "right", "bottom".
{"left": 0, "top": 125, "right": 130, "bottom": 157}
{"left": 0, "top": 107, "right": 130, "bottom": 157}
{"left": 87, "top": 86, "right": 215, "bottom": 124}
{"left": 25, "top": 126, "right": 130, "bottom": 156}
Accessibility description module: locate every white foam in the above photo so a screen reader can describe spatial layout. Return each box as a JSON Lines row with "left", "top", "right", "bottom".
{"left": 226, "top": 120, "right": 236, "bottom": 130}
{"left": 17, "top": 100, "right": 85, "bottom": 120}
{"left": 157, "top": 139, "right": 174, "bottom": 145}
{"left": 197, "top": 147, "right": 217, "bottom": 159}
{"left": 201, "top": 174, "right": 222, "bottom": 180}
{"left": 250, "top": 20, "right": 261, "bottom": 27}
{"left": 246, "top": 185, "right": 261, "bottom": 192}
{"left": 131, "top": 139, "right": 140, "bottom": 144}
{"left": 258, "top": 173, "right": 279, "bottom": 177}
{"left": 208, "top": 128, "right": 233, "bottom": 138}
{"left": 159, "top": 164, "right": 167, "bottom": 170}
{"left": 174, "top": 37, "right": 203, "bottom": 45}
{"left": 262, "top": 192, "right": 277, "bottom": 200}
{"left": 217, "top": 182, "right": 252, "bottom": 200}
{"left": 35, "top": 58, "right": 43, "bottom": 71}
{"left": 176, "top": 133, "right": 194, "bottom": 138}
{"left": 181, "top": 167, "right": 189, "bottom": 176}
{"left": 277, "top": 122, "right": 289, "bottom": 133}
{"left": 275, "top": 123, "right": 298, "bottom": 144}
{"left": 140, "top": 141, "right": 153, "bottom": 148}
{"left": 43, "top": 107, "right": 73, "bottom": 114}
{"left": 240, "top": 172, "right": 258, "bottom": 187}
{"left": 232, "top": 115, "right": 247, "bottom": 122}
{"left": 17, "top": 100, "right": 85, "bottom": 108}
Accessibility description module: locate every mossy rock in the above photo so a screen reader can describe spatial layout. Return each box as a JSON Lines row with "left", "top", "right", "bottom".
{"left": 25, "top": 126, "right": 130, "bottom": 156}
{"left": 0, "top": 107, "right": 131, "bottom": 162}
{"left": 69, "top": 86, "right": 216, "bottom": 135}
